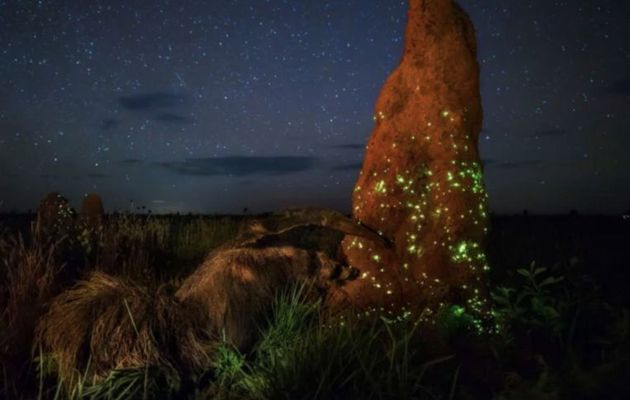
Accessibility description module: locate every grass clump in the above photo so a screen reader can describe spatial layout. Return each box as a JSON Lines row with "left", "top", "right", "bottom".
{"left": 0, "top": 231, "right": 63, "bottom": 398}
{"left": 209, "top": 287, "right": 459, "bottom": 400}
{"left": 79, "top": 367, "right": 178, "bottom": 400}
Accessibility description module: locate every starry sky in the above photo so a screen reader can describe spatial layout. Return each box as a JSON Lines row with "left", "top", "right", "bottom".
{"left": 1, "top": 0, "right": 629, "bottom": 214}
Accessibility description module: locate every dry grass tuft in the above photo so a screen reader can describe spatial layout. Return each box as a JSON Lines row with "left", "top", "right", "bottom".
{"left": 0, "top": 233, "right": 62, "bottom": 398}
{"left": 1, "top": 235, "right": 60, "bottom": 331}
{"left": 36, "top": 271, "right": 215, "bottom": 390}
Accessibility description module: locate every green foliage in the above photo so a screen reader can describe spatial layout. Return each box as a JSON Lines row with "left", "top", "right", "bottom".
{"left": 79, "top": 367, "right": 178, "bottom": 400}
{"left": 207, "top": 288, "right": 458, "bottom": 400}
{"left": 436, "top": 304, "right": 478, "bottom": 339}
{"left": 491, "top": 261, "right": 566, "bottom": 340}
{"left": 490, "top": 261, "right": 630, "bottom": 399}
{"left": 211, "top": 341, "right": 247, "bottom": 389}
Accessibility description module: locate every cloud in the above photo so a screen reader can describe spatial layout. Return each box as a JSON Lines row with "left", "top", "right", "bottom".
{"left": 154, "top": 113, "right": 193, "bottom": 124}
{"left": 331, "top": 162, "right": 362, "bottom": 171}
{"left": 603, "top": 79, "right": 630, "bottom": 96}
{"left": 331, "top": 143, "right": 364, "bottom": 150}
{"left": 119, "top": 92, "right": 186, "bottom": 110}
{"left": 159, "top": 156, "right": 319, "bottom": 177}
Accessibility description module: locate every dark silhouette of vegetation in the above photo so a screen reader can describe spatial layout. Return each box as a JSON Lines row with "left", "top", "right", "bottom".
{"left": 0, "top": 213, "right": 628, "bottom": 399}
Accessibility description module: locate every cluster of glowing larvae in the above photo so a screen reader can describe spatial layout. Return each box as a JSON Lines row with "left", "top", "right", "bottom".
{"left": 353, "top": 172, "right": 491, "bottom": 330}
{"left": 349, "top": 110, "right": 494, "bottom": 332}
{"left": 370, "top": 161, "right": 489, "bottom": 266}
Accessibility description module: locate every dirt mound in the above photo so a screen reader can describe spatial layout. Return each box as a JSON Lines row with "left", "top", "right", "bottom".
{"left": 79, "top": 193, "right": 105, "bottom": 228}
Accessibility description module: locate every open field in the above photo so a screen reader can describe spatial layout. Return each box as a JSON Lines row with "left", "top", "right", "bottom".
{"left": 1, "top": 213, "right": 629, "bottom": 399}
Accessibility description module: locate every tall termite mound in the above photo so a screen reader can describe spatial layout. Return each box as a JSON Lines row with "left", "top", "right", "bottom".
{"left": 340, "top": 0, "right": 489, "bottom": 318}
{"left": 79, "top": 193, "right": 105, "bottom": 228}
{"left": 35, "top": 192, "right": 75, "bottom": 236}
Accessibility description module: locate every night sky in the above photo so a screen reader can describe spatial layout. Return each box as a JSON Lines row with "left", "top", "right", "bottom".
{"left": 1, "top": 0, "right": 629, "bottom": 214}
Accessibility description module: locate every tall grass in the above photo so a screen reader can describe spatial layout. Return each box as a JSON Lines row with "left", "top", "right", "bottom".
{"left": 95, "top": 215, "right": 243, "bottom": 282}
{"left": 0, "top": 231, "right": 63, "bottom": 399}
{"left": 209, "top": 287, "right": 460, "bottom": 400}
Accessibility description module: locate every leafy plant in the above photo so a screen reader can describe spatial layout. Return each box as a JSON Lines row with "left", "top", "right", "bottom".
{"left": 491, "top": 261, "right": 566, "bottom": 340}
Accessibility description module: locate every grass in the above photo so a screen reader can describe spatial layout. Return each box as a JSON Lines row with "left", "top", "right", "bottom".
{"left": 207, "top": 287, "right": 459, "bottom": 400}
{"left": 92, "top": 214, "right": 243, "bottom": 282}
{"left": 0, "top": 214, "right": 242, "bottom": 399}
{"left": 0, "top": 232, "right": 63, "bottom": 398}
{"left": 0, "top": 214, "right": 628, "bottom": 399}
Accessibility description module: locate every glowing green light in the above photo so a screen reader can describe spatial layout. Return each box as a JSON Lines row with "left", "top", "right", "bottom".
{"left": 374, "top": 180, "right": 387, "bottom": 194}
{"left": 452, "top": 305, "right": 466, "bottom": 317}
{"left": 350, "top": 152, "right": 491, "bottom": 331}
{"left": 450, "top": 240, "right": 485, "bottom": 264}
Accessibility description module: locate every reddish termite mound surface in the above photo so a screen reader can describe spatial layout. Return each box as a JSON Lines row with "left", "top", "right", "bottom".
{"left": 80, "top": 193, "right": 105, "bottom": 228}
{"left": 338, "top": 0, "right": 490, "bottom": 317}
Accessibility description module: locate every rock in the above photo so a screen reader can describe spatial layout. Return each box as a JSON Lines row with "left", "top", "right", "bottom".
{"left": 36, "top": 192, "right": 75, "bottom": 235}
{"left": 80, "top": 193, "right": 105, "bottom": 228}
{"left": 340, "top": 0, "right": 490, "bottom": 319}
